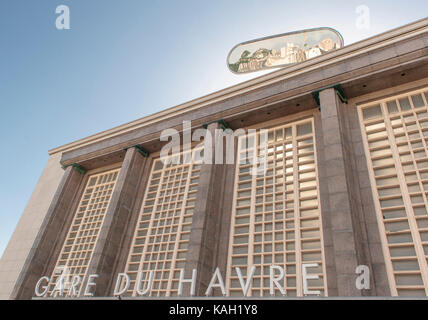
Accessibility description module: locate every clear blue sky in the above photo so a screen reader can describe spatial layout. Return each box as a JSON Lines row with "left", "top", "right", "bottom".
{"left": 0, "top": 0, "right": 426, "bottom": 258}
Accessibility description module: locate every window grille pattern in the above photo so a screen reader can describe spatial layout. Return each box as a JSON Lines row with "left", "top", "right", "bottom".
{"left": 48, "top": 169, "right": 120, "bottom": 296}
{"left": 123, "top": 149, "right": 202, "bottom": 297}
{"left": 359, "top": 88, "right": 428, "bottom": 296}
{"left": 226, "top": 119, "right": 327, "bottom": 297}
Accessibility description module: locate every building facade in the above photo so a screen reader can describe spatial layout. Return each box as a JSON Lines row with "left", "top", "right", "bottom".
{"left": 1, "top": 18, "right": 428, "bottom": 299}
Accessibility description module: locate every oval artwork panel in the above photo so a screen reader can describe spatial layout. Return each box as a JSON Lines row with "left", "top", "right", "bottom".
{"left": 227, "top": 28, "right": 344, "bottom": 74}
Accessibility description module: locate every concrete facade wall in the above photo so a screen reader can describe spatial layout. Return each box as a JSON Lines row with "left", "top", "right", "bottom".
{"left": 0, "top": 89, "right": 422, "bottom": 299}
{"left": 0, "top": 153, "right": 66, "bottom": 299}
{"left": 1, "top": 19, "right": 427, "bottom": 299}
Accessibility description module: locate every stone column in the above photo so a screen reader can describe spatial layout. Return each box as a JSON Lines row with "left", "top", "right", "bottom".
{"left": 317, "top": 88, "right": 364, "bottom": 296}
{"left": 212, "top": 144, "right": 237, "bottom": 297}
{"left": 8, "top": 159, "right": 85, "bottom": 299}
{"left": 81, "top": 147, "right": 148, "bottom": 297}
{"left": 183, "top": 123, "right": 237, "bottom": 296}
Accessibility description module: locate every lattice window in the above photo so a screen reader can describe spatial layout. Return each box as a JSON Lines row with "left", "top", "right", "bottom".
{"left": 359, "top": 88, "right": 428, "bottom": 296}
{"left": 47, "top": 168, "right": 120, "bottom": 296}
{"left": 226, "top": 118, "right": 327, "bottom": 297}
{"left": 123, "top": 148, "right": 203, "bottom": 297}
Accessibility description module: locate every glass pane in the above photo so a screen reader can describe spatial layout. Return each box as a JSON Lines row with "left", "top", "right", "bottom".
{"left": 411, "top": 94, "right": 425, "bottom": 108}
{"left": 363, "top": 105, "right": 382, "bottom": 120}
{"left": 387, "top": 233, "right": 413, "bottom": 244}
{"left": 297, "top": 122, "right": 312, "bottom": 136}
{"left": 399, "top": 97, "right": 411, "bottom": 111}
{"left": 397, "top": 289, "right": 426, "bottom": 297}
{"left": 384, "top": 220, "right": 409, "bottom": 232}
{"left": 389, "top": 246, "right": 416, "bottom": 257}
{"left": 395, "top": 274, "right": 423, "bottom": 286}
{"left": 387, "top": 101, "right": 399, "bottom": 114}
{"left": 392, "top": 260, "right": 419, "bottom": 271}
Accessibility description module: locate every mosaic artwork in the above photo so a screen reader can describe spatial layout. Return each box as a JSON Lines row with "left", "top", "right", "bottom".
{"left": 227, "top": 28, "right": 344, "bottom": 74}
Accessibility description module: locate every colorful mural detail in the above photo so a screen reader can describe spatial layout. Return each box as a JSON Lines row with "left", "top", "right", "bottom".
{"left": 227, "top": 28, "right": 344, "bottom": 74}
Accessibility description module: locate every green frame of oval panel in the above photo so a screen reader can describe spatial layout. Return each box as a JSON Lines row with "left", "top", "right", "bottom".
{"left": 227, "top": 27, "right": 344, "bottom": 74}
